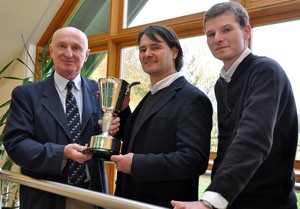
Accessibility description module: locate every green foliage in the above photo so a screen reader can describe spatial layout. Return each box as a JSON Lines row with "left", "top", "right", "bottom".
{"left": 0, "top": 36, "right": 54, "bottom": 208}
{"left": 122, "top": 46, "right": 149, "bottom": 109}
{"left": 0, "top": 34, "right": 98, "bottom": 207}
{"left": 122, "top": 44, "right": 220, "bottom": 150}
{"left": 0, "top": 36, "right": 54, "bottom": 151}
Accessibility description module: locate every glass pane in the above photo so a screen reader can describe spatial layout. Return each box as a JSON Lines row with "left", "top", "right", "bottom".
{"left": 124, "top": 0, "right": 229, "bottom": 28}
{"left": 252, "top": 20, "right": 300, "bottom": 159}
{"left": 121, "top": 36, "right": 222, "bottom": 150}
{"left": 66, "top": 0, "right": 110, "bottom": 36}
{"left": 86, "top": 51, "right": 108, "bottom": 81}
{"left": 180, "top": 36, "right": 222, "bottom": 104}
{"left": 121, "top": 46, "right": 150, "bottom": 110}
{"left": 180, "top": 36, "right": 222, "bottom": 151}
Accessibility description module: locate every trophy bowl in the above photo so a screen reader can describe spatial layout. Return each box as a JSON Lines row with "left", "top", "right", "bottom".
{"left": 84, "top": 77, "right": 139, "bottom": 160}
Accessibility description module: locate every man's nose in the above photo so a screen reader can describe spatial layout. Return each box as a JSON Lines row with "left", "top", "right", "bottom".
{"left": 215, "top": 32, "right": 223, "bottom": 42}
{"left": 64, "top": 48, "right": 74, "bottom": 57}
{"left": 144, "top": 49, "right": 153, "bottom": 56}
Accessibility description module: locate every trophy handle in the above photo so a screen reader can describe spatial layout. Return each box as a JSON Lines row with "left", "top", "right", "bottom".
{"left": 128, "top": 81, "right": 140, "bottom": 89}
{"left": 114, "top": 80, "right": 140, "bottom": 113}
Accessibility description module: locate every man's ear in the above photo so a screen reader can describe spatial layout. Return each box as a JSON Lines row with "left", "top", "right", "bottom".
{"left": 172, "top": 47, "right": 179, "bottom": 60}
{"left": 85, "top": 49, "right": 90, "bottom": 62}
{"left": 244, "top": 24, "right": 252, "bottom": 40}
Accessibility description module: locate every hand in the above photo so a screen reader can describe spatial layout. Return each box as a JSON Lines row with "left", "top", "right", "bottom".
{"left": 98, "top": 117, "right": 120, "bottom": 136}
{"left": 110, "top": 153, "right": 133, "bottom": 174}
{"left": 171, "top": 200, "right": 205, "bottom": 209}
{"left": 109, "top": 116, "right": 120, "bottom": 136}
{"left": 63, "top": 143, "right": 92, "bottom": 164}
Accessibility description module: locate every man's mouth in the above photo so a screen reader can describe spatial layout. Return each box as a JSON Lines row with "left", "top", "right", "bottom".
{"left": 215, "top": 46, "right": 228, "bottom": 51}
{"left": 145, "top": 60, "right": 157, "bottom": 65}
{"left": 62, "top": 60, "right": 74, "bottom": 64}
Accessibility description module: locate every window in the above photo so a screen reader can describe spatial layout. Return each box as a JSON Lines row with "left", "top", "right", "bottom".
{"left": 123, "top": 0, "right": 228, "bottom": 28}
{"left": 87, "top": 51, "right": 108, "bottom": 80}
{"left": 37, "top": 0, "right": 300, "bottom": 194}
{"left": 66, "top": 0, "right": 110, "bottom": 36}
{"left": 121, "top": 46, "right": 149, "bottom": 110}
{"left": 121, "top": 36, "right": 222, "bottom": 150}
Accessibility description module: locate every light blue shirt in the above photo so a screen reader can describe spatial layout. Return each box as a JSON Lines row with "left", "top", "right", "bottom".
{"left": 54, "top": 72, "right": 83, "bottom": 122}
{"left": 54, "top": 72, "right": 91, "bottom": 181}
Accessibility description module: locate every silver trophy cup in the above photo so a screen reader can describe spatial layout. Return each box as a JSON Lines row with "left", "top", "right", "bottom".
{"left": 84, "top": 77, "right": 139, "bottom": 160}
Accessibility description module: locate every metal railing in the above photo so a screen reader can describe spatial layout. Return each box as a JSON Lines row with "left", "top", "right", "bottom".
{"left": 0, "top": 169, "right": 167, "bottom": 209}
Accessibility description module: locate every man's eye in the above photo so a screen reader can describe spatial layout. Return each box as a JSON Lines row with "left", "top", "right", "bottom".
{"left": 72, "top": 46, "right": 83, "bottom": 53}
{"left": 206, "top": 33, "right": 215, "bottom": 37}
{"left": 139, "top": 49, "right": 146, "bottom": 53}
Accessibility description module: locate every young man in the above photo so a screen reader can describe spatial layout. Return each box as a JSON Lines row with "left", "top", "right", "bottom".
{"left": 3, "top": 27, "right": 120, "bottom": 209}
{"left": 111, "top": 24, "right": 213, "bottom": 208}
{"left": 172, "top": 2, "right": 298, "bottom": 209}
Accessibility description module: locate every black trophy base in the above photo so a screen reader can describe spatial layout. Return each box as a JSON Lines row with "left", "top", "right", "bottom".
{"left": 83, "top": 148, "right": 119, "bottom": 161}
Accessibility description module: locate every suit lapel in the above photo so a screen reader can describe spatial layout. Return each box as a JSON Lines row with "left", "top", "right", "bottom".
{"left": 41, "top": 75, "right": 99, "bottom": 143}
{"left": 81, "top": 77, "right": 98, "bottom": 132}
{"left": 41, "top": 75, "right": 71, "bottom": 140}
{"left": 126, "top": 76, "right": 186, "bottom": 152}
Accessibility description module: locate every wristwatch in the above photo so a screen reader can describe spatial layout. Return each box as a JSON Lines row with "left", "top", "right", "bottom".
{"left": 200, "top": 199, "right": 215, "bottom": 209}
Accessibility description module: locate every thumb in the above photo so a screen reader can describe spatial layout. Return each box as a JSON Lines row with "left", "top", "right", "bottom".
{"left": 170, "top": 200, "right": 178, "bottom": 207}
{"left": 98, "top": 119, "right": 103, "bottom": 127}
{"left": 111, "top": 154, "right": 122, "bottom": 162}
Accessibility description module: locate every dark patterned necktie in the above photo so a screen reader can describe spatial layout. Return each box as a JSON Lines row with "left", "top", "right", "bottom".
{"left": 66, "top": 81, "right": 87, "bottom": 186}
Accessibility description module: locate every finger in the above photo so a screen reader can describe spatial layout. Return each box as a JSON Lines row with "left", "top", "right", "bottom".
{"left": 170, "top": 200, "right": 177, "bottom": 206}
{"left": 98, "top": 119, "right": 103, "bottom": 127}
{"left": 114, "top": 117, "right": 121, "bottom": 123}
{"left": 110, "top": 155, "right": 117, "bottom": 162}
{"left": 96, "top": 91, "right": 100, "bottom": 100}
{"left": 109, "top": 126, "right": 119, "bottom": 133}
{"left": 111, "top": 154, "right": 122, "bottom": 162}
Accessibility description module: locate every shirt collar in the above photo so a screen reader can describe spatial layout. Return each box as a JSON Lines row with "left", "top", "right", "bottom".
{"left": 149, "top": 72, "right": 183, "bottom": 94}
{"left": 220, "top": 48, "right": 251, "bottom": 82}
{"left": 54, "top": 71, "right": 82, "bottom": 91}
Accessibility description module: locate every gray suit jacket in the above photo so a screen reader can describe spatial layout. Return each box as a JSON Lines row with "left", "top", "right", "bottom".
{"left": 3, "top": 73, "right": 107, "bottom": 209}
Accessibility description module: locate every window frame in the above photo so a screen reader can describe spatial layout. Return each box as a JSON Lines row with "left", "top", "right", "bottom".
{"left": 35, "top": 0, "right": 300, "bottom": 194}
{"left": 36, "top": 0, "right": 300, "bottom": 75}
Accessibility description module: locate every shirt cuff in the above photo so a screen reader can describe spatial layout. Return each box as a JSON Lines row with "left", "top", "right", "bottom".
{"left": 201, "top": 191, "right": 228, "bottom": 209}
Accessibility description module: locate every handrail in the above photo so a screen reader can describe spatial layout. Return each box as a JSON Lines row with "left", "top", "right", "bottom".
{"left": 0, "top": 169, "right": 167, "bottom": 209}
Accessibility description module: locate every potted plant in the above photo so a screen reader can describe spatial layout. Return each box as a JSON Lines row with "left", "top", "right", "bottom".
{"left": 0, "top": 36, "right": 54, "bottom": 208}
{"left": 0, "top": 58, "right": 24, "bottom": 209}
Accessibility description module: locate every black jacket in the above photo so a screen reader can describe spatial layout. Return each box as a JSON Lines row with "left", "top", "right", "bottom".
{"left": 115, "top": 76, "right": 213, "bottom": 208}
